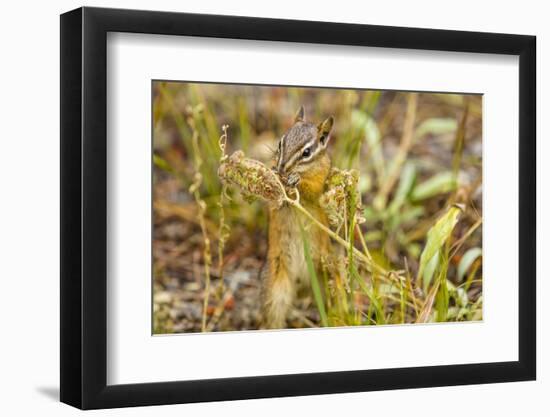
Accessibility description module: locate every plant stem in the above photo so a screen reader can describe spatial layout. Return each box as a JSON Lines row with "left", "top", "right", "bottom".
{"left": 216, "top": 126, "right": 230, "bottom": 295}
{"left": 286, "top": 196, "right": 393, "bottom": 280}
{"left": 187, "top": 115, "right": 212, "bottom": 333}
{"left": 355, "top": 223, "right": 372, "bottom": 261}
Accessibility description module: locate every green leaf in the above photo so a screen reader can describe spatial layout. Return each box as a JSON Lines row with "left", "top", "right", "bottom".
{"left": 434, "top": 248, "right": 451, "bottom": 322}
{"left": 446, "top": 280, "right": 469, "bottom": 308}
{"left": 415, "top": 117, "right": 457, "bottom": 139}
{"left": 457, "top": 247, "right": 482, "bottom": 282}
{"left": 417, "top": 206, "right": 462, "bottom": 290}
{"left": 422, "top": 252, "right": 440, "bottom": 293}
{"left": 410, "top": 171, "right": 458, "bottom": 201}
{"left": 435, "top": 275, "right": 449, "bottom": 322}
{"left": 358, "top": 173, "right": 372, "bottom": 194}
{"left": 364, "top": 230, "right": 383, "bottom": 242}
{"left": 399, "top": 206, "right": 425, "bottom": 224}
{"left": 406, "top": 242, "right": 421, "bottom": 259}
{"left": 352, "top": 110, "right": 385, "bottom": 184}
{"left": 153, "top": 154, "right": 173, "bottom": 173}
{"left": 300, "top": 223, "right": 329, "bottom": 327}
{"left": 388, "top": 161, "right": 416, "bottom": 215}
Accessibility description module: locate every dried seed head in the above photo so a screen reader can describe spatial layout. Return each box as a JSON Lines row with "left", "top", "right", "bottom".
{"left": 218, "top": 150, "right": 285, "bottom": 206}
{"left": 320, "top": 167, "right": 365, "bottom": 228}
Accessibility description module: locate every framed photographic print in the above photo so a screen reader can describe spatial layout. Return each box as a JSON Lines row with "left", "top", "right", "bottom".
{"left": 60, "top": 6, "right": 536, "bottom": 409}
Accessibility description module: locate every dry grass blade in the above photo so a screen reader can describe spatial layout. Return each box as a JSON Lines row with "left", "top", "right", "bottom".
{"left": 374, "top": 92, "right": 418, "bottom": 210}
{"left": 451, "top": 218, "right": 482, "bottom": 258}
{"left": 452, "top": 102, "right": 469, "bottom": 179}
{"left": 416, "top": 281, "right": 440, "bottom": 323}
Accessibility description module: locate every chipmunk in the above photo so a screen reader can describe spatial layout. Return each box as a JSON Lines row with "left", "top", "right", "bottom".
{"left": 261, "top": 106, "right": 334, "bottom": 329}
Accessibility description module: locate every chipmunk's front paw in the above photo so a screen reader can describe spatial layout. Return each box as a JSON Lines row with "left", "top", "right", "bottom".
{"left": 285, "top": 173, "right": 301, "bottom": 187}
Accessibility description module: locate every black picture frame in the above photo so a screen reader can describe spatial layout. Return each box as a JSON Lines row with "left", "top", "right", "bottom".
{"left": 60, "top": 6, "right": 536, "bottom": 410}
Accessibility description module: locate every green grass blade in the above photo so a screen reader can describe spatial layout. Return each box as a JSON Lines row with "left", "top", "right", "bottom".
{"left": 351, "top": 264, "right": 386, "bottom": 324}
{"left": 299, "top": 222, "right": 329, "bottom": 327}
{"left": 388, "top": 161, "right": 416, "bottom": 215}
{"left": 153, "top": 153, "right": 173, "bottom": 173}
{"left": 352, "top": 110, "right": 385, "bottom": 186}
{"left": 457, "top": 247, "right": 482, "bottom": 282}
{"left": 410, "top": 171, "right": 458, "bottom": 201}
{"left": 237, "top": 97, "right": 252, "bottom": 153}
{"left": 414, "top": 117, "right": 457, "bottom": 140}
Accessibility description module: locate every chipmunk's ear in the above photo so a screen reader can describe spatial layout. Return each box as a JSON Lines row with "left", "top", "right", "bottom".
{"left": 294, "top": 106, "right": 305, "bottom": 123}
{"left": 318, "top": 116, "right": 334, "bottom": 146}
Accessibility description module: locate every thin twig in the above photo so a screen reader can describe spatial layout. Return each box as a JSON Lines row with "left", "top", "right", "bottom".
{"left": 403, "top": 257, "right": 420, "bottom": 315}
{"left": 216, "top": 126, "right": 230, "bottom": 295}
{"left": 450, "top": 218, "right": 482, "bottom": 258}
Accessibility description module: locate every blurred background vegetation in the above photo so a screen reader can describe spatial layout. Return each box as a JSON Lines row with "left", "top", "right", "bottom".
{"left": 152, "top": 81, "right": 482, "bottom": 333}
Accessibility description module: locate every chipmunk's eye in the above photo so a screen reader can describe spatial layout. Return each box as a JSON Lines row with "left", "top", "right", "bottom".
{"left": 302, "top": 147, "right": 312, "bottom": 158}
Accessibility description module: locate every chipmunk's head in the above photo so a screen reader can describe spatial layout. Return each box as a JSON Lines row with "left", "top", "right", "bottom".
{"left": 274, "top": 106, "right": 334, "bottom": 185}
